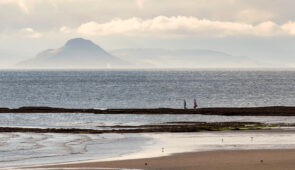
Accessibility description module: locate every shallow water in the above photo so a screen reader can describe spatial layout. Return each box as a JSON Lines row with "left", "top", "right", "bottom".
{"left": 0, "top": 133, "right": 148, "bottom": 168}
{"left": 1, "top": 113, "right": 295, "bottom": 129}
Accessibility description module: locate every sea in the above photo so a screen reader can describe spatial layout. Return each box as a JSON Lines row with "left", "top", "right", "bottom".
{"left": 2, "top": 69, "right": 295, "bottom": 168}
{"left": 1, "top": 70, "right": 295, "bottom": 108}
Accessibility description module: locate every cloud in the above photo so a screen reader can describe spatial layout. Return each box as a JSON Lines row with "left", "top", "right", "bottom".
{"left": 20, "top": 28, "right": 42, "bottom": 38}
{"left": 17, "top": 0, "right": 29, "bottom": 13}
{"left": 75, "top": 16, "right": 294, "bottom": 37}
{"left": 236, "top": 9, "right": 276, "bottom": 23}
{"left": 0, "top": 0, "right": 17, "bottom": 4}
{"left": 135, "top": 0, "right": 146, "bottom": 9}
{"left": 0, "top": 0, "right": 32, "bottom": 13}
{"left": 2, "top": 16, "right": 295, "bottom": 39}
{"left": 59, "top": 26, "right": 72, "bottom": 34}
{"left": 282, "top": 21, "right": 295, "bottom": 35}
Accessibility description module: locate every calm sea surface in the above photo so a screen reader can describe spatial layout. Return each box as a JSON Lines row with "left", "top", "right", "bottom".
{"left": 0, "top": 70, "right": 295, "bottom": 108}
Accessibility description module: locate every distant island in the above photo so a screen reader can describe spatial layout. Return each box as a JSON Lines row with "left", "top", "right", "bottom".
{"left": 17, "top": 38, "right": 130, "bottom": 69}
{"left": 16, "top": 38, "right": 268, "bottom": 69}
{"left": 111, "top": 48, "right": 264, "bottom": 68}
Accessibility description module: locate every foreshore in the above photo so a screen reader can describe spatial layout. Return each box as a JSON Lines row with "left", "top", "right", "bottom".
{"left": 2, "top": 106, "right": 295, "bottom": 116}
{"left": 3, "top": 106, "right": 295, "bottom": 169}
{"left": 34, "top": 149, "right": 295, "bottom": 170}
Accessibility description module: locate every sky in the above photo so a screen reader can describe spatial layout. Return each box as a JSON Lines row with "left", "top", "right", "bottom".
{"left": 1, "top": 0, "right": 295, "bottom": 67}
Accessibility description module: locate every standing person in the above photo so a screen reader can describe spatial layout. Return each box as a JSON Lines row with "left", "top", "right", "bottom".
{"left": 194, "top": 98, "right": 198, "bottom": 109}
{"left": 184, "top": 99, "right": 187, "bottom": 109}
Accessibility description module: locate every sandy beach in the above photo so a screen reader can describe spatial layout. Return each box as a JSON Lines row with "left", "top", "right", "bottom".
{"left": 35, "top": 149, "right": 295, "bottom": 170}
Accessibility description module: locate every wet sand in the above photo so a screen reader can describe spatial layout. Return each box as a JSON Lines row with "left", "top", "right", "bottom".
{"left": 37, "top": 149, "right": 295, "bottom": 170}
{"left": 2, "top": 106, "right": 295, "bottom": 116}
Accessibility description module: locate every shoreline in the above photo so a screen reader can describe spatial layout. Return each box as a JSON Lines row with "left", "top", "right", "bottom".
{"left": 33, "top": 149, "right": 295, "bottom": 170}
{"left": 1, "top": 106, "right": 295, "bottom": 116}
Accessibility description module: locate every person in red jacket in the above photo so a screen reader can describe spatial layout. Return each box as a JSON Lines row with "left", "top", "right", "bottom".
{"left": 194, "top": 98, "right": 198, "bottom": 109}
